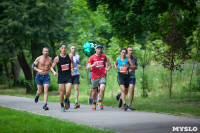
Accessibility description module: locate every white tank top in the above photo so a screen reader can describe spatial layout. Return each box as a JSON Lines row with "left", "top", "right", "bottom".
{"left": 72, "top": 54, "right": 80, "bottom": 76}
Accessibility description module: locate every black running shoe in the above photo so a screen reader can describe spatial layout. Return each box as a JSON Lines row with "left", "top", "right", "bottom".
{"left": 64, "top": 99, "right": 70, "bottom": 110}
{"left": 118, "top": 98, "right": 122, "bottom": 108}
{"left": 43, "top": 105, "right": 49, "bottom": 110}
{"left": 128, "top": 106, "right": 135, "bottom": 111}
{"left": 124, "top": 105, "right": 128, "bottom": 111}
{"left": 116, "top": 91, "right": 121, "bottom": 101}
{"left": 34, "top": 95, "right": 39, "bottom": 103}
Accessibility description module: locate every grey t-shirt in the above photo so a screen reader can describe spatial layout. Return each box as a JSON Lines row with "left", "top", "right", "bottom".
{"left": 129, "top": 56, "right": 138, "bottom": 78}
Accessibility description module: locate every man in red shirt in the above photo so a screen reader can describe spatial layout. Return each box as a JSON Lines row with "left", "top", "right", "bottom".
{"left": 87, "top": 45, "right": 111, "bottom": 110}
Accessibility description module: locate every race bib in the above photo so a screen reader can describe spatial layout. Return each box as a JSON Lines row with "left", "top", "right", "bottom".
{"left": 119, "top": 67, "right": 128, "bottom": 73}
{"left": 61, "top": 64, "right": 69, "bottom": 71}
{"left": 96, "top": 61, "right": 104, "bottom": 67}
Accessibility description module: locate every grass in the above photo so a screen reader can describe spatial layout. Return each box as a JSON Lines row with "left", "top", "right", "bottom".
{"left": 0, "top": 106, "right": 114, "bottom": 133}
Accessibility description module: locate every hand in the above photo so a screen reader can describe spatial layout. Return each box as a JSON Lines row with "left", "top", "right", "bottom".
{"left": 93, "top": 62, "right": 97, "bottom": 67}
{"left": 53, "top": 72, "right": 57, "bottom": 76}
{"left": 105, "top": 67, "right": 110, "bottom": 73}
{"left": 123, "top": 63, "right": 127, "bottom": 67}
{"left": 37, "top": 69, "right": 43, "bottom": 73}
{"left": 129, "top": 69, "right": 133, "bottom": 73}
{"left": 71, "top": 69, "right": 74, "bottom": 73}
{"left": 78, "top": 65, "right": 81, "bottom": 69}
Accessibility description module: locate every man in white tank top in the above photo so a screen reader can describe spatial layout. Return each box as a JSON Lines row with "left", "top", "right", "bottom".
{"left": 70, "top": 45, "right": 81, "bottom": 109}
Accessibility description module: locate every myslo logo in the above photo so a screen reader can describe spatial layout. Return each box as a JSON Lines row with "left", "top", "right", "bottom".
{"left": 172, "top": 126, "right": 198, "bottom": 132}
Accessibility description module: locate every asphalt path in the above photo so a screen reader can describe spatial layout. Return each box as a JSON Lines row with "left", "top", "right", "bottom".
{"left": 0, "top": 95, "right": 199, "bottom": 133}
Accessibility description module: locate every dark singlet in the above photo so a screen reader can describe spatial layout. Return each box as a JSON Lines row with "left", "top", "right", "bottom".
{"left": 57, "top": 54, "right": 71, "bottom": 75}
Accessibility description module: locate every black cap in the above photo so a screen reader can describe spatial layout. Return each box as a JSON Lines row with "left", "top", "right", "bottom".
{"left": 95, "top": 45, "right": 103, "bottom": 49}
{"left": 59, "top": 44, "right": 66, "bottom": 48}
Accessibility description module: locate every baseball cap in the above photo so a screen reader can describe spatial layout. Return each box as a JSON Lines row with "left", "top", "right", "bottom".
{"left": 59, "top": 44, "right": 66, "bottom": 48}
{"left": 95, "top": 45, "right": 103, "bottom": 49}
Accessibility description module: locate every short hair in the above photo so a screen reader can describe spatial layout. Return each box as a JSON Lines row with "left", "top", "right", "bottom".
{"left": 70, "top": 45, "right": 76, "bottom": 49}
{"left": 120, "top": 48, "right": 127, "bottom": 53}
{"left": 43, "top": 47, "right": 49, "bottom": 51}
{"left": 127, "top": 46, "right": 133, "bottom": 50}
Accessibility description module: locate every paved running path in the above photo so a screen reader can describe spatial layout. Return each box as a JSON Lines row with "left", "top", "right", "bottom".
{"left": 0, "top": 95, "right": 199, "bottom": 133}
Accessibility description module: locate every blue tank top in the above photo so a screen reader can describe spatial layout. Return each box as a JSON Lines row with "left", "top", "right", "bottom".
{"left": 118, "top": 57, "right": 130, "bottom": 73}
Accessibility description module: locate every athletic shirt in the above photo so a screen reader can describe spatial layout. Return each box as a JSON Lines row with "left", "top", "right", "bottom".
{"left": 129, "top": 56, "right": 138, "bottom": 78}
{"left": 57, "top": 54, "right": 71, "bottom": 75}
{"left": 118, "top": 57, "right": 130, "bottom": 74}
{"left": 72, "top": 54, "right": 80, "bottom": 76}
{"left": 88, "top": 54, "right": 107, "bottom": 79}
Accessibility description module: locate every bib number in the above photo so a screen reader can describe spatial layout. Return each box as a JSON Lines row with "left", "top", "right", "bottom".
{"left": 96, "top": 61, "right": 104, "bottom": 67}
{"left": 119, "top": 67, "right": 128, "bottom": 73}
{"left": 61, "top": 64, "right": 69, "bottom": 71}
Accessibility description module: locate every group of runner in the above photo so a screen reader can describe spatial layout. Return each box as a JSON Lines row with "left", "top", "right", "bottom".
{"left": 33, "top": 44, "right": 137, "bottom": 112}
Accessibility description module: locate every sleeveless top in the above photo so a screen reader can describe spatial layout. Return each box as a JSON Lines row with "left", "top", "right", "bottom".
{"left": 72, "top": 54, "right": 80, "bottom": 76}
{"left": 118, "top": 57, "right": 130, "bottom": 74}
{"left": 57, "top": 54, "right": 71, "bottom": 75}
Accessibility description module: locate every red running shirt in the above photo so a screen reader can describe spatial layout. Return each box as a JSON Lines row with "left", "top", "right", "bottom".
{"left": 88, "top": 54, "right": 107, "bottom": 79}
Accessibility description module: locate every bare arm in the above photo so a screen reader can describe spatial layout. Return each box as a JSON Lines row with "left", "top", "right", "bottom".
{"left": 86, "top": 62, "right": 97, "bottom": 70}
{"left": 105, "top": 56, "right": 111, "bottom": 73}
{"left": 114, "top": 58, "right": 118, "bottom": 70}
{"left": 33, "top": 57, "right": 43, "bottom": 73}
{"left": 69, "top": 54, "right": 74, "bottom": 73}
{"left": 127, "top": 58, "right": 136, "bottom": 70}
{"left": 51, "top": 56, "right": 58, "bottom": 76}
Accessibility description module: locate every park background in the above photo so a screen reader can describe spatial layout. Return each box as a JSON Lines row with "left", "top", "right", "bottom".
{"left": 0, "top": 1, "right": 199, "bottom": 131}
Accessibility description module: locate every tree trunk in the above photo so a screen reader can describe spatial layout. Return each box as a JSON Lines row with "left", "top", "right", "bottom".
{"left": 189, "top": 44, "right": 199, "bottom": 101}
{"left": 142, "top": 66, "right": 145, "bottom": 97}
{"left": 3, "top": 59, "right": 10, "bottom": 79}
{"left": 10, "top": 47, "right": 20, "bottom": 87}
{"left": 0, "top": 63, "right": 3, "bottom": 75}
{"left": 169, "top": 70, "right": 173, "bottom": 99}
{"left": 188, "top": 61, "right": 196, "bottom": 101}
{"left": 17, "top": 48, "right": 33, "bottom": 93}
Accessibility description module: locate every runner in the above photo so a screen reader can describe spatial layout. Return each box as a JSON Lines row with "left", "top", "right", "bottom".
{"left": 87, "top": 45, "right": 111, "bottom": 110}
{"left": 51, "top": 44, "right": 74, "bottom": 112}
{"left": 127, "top": 46, "right": 138, "bottom": 110}
{"left": 114, "top": 48, "right": 136, "bottom": 111}
{"left": 116, "top": 46, "right": 138, "bottom": 111}
{"left": 33, "top": 47, "right": 52, "bottom": 110}
{"left": 69, "top": 45, "right": 81, "bottom": 109}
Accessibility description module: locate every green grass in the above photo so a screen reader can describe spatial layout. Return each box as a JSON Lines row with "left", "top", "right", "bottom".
{"left": 0, "top": 106, "right": 113, "bottom": 133}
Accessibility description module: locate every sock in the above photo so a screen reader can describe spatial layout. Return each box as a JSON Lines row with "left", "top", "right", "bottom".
{"left": 75, "top": 102, "right": 78, "bottom": 105}
{"left": 65, "top": 98, "right": 68, "bottom": 102}
{"left": 93, "top": 102, "right": 96, "bottom": 104}
{"left": 98, "top": 100, "right": 102, "bottom": 102}
{"left": 61, "top": 103, "right": 64, "bottom": 107}
{"left": 44, "top": 103, "right": 47, "bottom": 106}
{"left": 124, "top": 103, "right": 127, "bottom": 107}
{"left": 128, "top": 104, "right": 131, "bottom": 107}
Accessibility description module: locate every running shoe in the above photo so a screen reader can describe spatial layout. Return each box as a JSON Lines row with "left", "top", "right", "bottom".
{"left": 43, "top": 104, "right": 49, "bottom": 110}
{"left": 61, "top": 107, "right": 66, "bottom": 112}
{"left": 124, "top": 105, "right": 128, "bottom": 111}
{"left": 74, "top": 103, "right": 80, "bottom": 109}
{"left": 98, "top": 101, "right": 103, "bottom": 110}
{"left": 118, "top": 98, "right": 122, "bottom": 108}
{"left": 88, "top": 97, "right": 93, "bottom": 105}
{"left": 34, "top": 95, "right": 39, "bottom": 103}
{"left": 64, "top": 99, "right": 70, "bottom": 110}
{"left": 92, "top": 103, "right": 96, "bottom": 110}
{"left": 116, "top": 90, "right": 121, "bottom": 101}
{"left": 128, "top": 106, "right": 135, "bottom": 111}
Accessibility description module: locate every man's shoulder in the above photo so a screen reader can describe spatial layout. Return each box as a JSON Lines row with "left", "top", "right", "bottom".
{"left": 131, "top": 56, "right": 137, "bottom": 60}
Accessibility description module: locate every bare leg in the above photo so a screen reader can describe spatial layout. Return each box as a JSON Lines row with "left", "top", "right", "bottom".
{"left": 65, "top": 83, "right": 72, "bottom": 99}
{"left": 59, "top": 84, "right": 65, "bottom": 103}
{"left": 43, "top": 84, "right": 49, "bottom": 104}
{"left": 99, "top": 84, "right": 106, "bottom": 101}
{"left": 92, "top": 88, "right": 98, "bottom": 102}
{"left": 120, "top": 85, "right": 126, "bottom": 104}
{"left": 90, "top": 88, "right": 93, "bottom": 97}
{"left": 129, "top": 84, "right": 135, "bottom": 105}
{"left": 74, "top": 84, "right": 79, "bottom": 103}
{"left": 97, "top": 86, "right": 100, "bottom": 100}
{"left": 36, "top": 85, "right": 43, "bottom": 95}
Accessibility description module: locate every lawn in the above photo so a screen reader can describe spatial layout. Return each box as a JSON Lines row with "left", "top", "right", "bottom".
{"left": 0, "top": 106, "right": 113, "bottom": 133}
